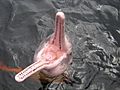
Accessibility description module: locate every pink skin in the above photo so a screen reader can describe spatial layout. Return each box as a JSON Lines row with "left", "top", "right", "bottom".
{"left": 15, "top": 12, "right": 72, "bottom": 82}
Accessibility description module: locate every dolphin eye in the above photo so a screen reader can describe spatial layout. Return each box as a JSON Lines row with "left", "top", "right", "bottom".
{"left": 69, "top": 52, "right": 72, "bottom": 56}
{"left": 70, "top": 62, "right": 73, "bottom": 65}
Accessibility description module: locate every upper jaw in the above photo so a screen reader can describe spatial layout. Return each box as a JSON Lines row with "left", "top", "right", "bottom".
{"left": 50, "top": 11, "right": 66, "bottom": 51}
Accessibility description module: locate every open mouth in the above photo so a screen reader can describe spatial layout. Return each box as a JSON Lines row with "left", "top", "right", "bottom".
{"left": 15, "top": 11, "right": 67, "bottom": 82}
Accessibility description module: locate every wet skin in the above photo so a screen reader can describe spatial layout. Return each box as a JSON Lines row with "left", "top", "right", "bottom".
{"left": 0, "top": 12, "right": 72, "bottom": 82}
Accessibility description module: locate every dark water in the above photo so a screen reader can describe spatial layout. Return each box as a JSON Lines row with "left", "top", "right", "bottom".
{"left": 0, "top": 0, "right": 120, "bottom": 90}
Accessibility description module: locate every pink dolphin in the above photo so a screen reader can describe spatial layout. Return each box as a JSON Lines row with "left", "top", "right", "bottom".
{"left": 15, "top": 11, "right": 72, "bottom": 82}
